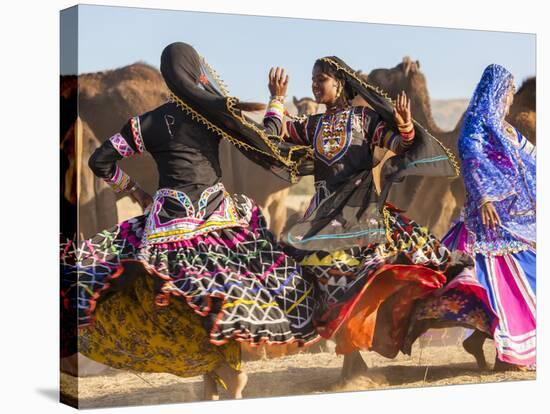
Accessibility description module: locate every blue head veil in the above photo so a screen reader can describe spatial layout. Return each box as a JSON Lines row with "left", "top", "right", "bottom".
{"left": 459, "top": 64, "right": 535, "bottom": 254}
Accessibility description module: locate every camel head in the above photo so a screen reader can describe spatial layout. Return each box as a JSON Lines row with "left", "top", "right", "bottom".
{"left": 293, "top": 96, "right": 319, "bottom": 116}
{"left": 367, "top": 57, "right": 439, "bottom": 133}
{"left": 367, "top": 56, "right": 426, "bottom": 99}
{"left": 512, "top": 77, "right": 535, "bottom": 111}
{"left": 507, "top": 76, "right": 536, "bottom": 143}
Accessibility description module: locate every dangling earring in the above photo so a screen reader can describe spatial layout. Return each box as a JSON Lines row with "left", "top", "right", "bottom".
{"left": 335, "top": 82, "right": 343, "bottom": 99}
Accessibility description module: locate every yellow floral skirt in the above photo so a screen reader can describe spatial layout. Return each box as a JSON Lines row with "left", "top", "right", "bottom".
{"left": 79, "top": 276, "right": 240, "bottom": 378}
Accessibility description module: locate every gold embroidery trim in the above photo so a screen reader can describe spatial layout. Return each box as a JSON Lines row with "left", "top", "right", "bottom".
{"left": 168, "top": 56, "right": 315, "bottom": 183}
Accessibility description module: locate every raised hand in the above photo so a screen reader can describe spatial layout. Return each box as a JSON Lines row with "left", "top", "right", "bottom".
{"left": 393, "top": 91, "right": 412, "bottom": 126}
{"left": 268, "top": 66, "right": 289, "bottom": 98}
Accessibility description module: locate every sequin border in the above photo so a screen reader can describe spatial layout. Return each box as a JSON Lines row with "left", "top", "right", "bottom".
{"left": 130, "top": 116, "right": 145, "bottom": 153}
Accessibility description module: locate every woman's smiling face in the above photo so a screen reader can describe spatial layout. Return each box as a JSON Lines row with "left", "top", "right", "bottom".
{"left": 311, "top": 63, "right": 339, "bottom": 105}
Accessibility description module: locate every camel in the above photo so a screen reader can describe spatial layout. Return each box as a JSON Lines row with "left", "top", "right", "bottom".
{"left": 293, "top": 96, "right": 320, "bottom": 116}
{"left": 365, "top": 57, "right": 464, "bottom": 237}
{"left": 60, "top": 64, "right": 166, "bottom": 240}
{"left": 508, "top": 76, "right": 536, "bottom": 143}
{"left": 61, "top": 77, "right": 118, "bottom": 240}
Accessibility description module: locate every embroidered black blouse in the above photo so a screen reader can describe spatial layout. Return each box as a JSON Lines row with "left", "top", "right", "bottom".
{"left": 88, "top": 102, "right": 225, "bottom": 218}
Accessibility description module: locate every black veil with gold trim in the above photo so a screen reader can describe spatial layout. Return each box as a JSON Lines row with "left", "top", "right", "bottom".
{"left": 160, "top": 42, "right": 314, "bottom": 183}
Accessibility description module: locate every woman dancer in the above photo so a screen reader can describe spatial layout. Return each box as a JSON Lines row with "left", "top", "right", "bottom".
{"left": 438, "top": 64, "right": 536, "bottom": 370}
{"left": 262, "top": 57, "right": 470, "bottom": 380}
{"left": 61, "top": 42, "right": 320, "bottom": 399}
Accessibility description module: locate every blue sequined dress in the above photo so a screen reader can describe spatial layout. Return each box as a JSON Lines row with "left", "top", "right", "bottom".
{"left": 443, "top": 64, "right": 536, "bottom": 366}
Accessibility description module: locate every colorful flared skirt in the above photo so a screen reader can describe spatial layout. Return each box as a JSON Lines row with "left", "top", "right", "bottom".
{"left": 79, "top": 276, "right": 241, "bottom": 377}
{"left": 61, "top": 195, "right": 319, "bottom": 366}
{"left": 403, "top": 265, "right": 499, "bottom": 354}
{"left": 423, "top": 220, "right": 536, "bottom": 366}
{"left": 294, "top": 206, "right": 452, "bottom": 358}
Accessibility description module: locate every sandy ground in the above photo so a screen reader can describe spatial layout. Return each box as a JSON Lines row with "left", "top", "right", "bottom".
{"left": 61, "top": 338, "right": 535, "bottom": 409}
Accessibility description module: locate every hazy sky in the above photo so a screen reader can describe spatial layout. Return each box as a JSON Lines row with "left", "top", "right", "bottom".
{"left": 63, "top": 4, "right": 536, "bottom": 101}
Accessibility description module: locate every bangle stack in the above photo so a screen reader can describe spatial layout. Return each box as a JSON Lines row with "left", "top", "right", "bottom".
{"left": 265, "top": 97, "right": 286, "bottom": 121}
{"left": 105, "top": 166, "right": 133, "bottom": 193}
{"left": 270, "top": 95, "right": 286, "bottom": 103}
{"left": 397, "top": 121, "right": 415, "bottom": 141}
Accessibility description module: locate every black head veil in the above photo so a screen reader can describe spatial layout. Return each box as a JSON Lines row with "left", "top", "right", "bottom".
{"left": 160, "top": 42, "right": 314, "bottom": 182}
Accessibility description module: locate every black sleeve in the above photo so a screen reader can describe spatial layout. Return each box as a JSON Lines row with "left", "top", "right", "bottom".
{"left": 88, "top": 115, "right": 144, "bottom": 180}
{"left": 263, "top": 115, "right": 312, "bottom": 145}
{"left": 263, "top": 115, "right": 283, "bottom": 136}
{"left": 262, "top": 98, "right": 312, "bottom": 145}
{"left": 88, "top": 140, "right": 123, "bottom": 180}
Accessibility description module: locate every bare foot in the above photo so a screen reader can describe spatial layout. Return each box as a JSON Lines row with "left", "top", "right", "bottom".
{"left": 493, "top": 358, "right": 529, "bottom": 372}
{"left": 202, "top": 373, "right": 219, "bottom": 401}
{"left": 341, "top": 351, "right": 369, "bottom": 383}
{"left": 462, "top": 330, "right": 488, "bottom": 369}
{"left": 213, "top": 362, "right": 248, "bottom": 399}
{"left": 232, "top": 371, "right": 248, "bottom": 399}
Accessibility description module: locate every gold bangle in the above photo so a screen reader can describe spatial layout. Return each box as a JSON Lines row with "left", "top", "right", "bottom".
{"left": 397, "top": 121, "right": 413, "bottom": 129}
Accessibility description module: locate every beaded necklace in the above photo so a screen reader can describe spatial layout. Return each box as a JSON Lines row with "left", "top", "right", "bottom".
{"left": 503, "top": 122, "right": 520, "bottom": 148}
{"left": 314, "top": 108, "right": 353, "bottom": 165}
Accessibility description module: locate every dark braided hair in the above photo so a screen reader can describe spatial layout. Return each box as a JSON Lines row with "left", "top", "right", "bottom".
{"left": 314, "top": 58, "right": 357, "bottom": 103}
